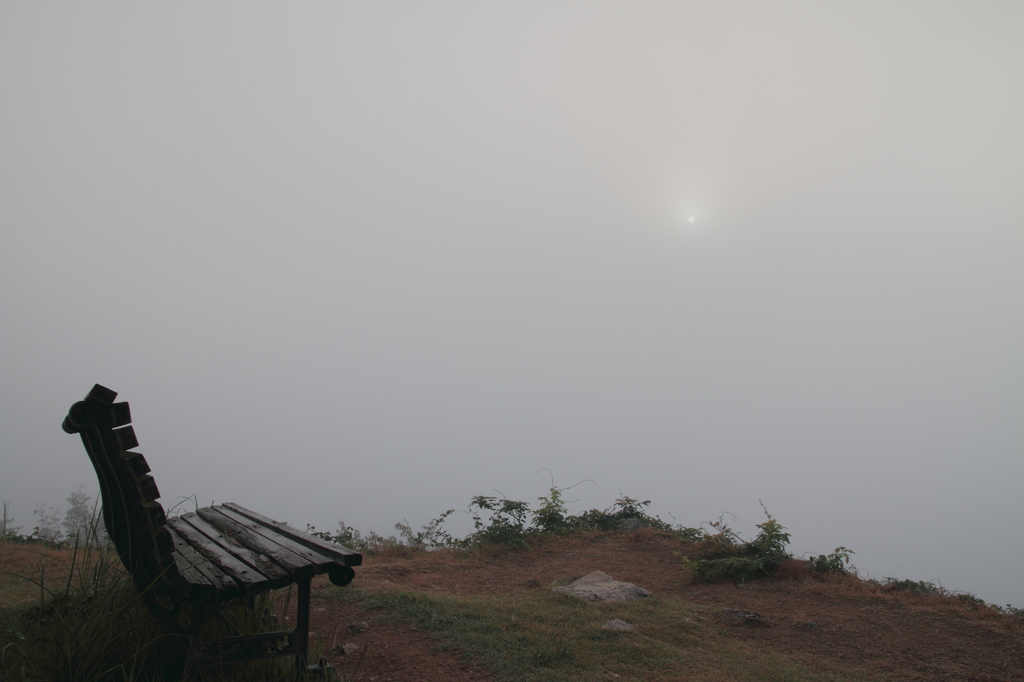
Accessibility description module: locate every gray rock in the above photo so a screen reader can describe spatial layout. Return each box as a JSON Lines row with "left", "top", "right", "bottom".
{"left": 552, "top": 571, "right": 652, "bottom": 602}
{"left": 723, "top": 608, "right": 762, "bottom": 619}
{"left": 723, "top": 609, "right": 768, "bottom": 626}
{"left": 524, "top": 579, "right": 541, "bottom": 588}
{"left": 602, "top": 619, "right": 635, "bottom": 631}
{"left": 335, "top": 642, "right": 362, "bottom": 657}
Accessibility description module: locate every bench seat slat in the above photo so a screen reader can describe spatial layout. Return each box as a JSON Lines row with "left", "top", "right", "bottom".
{"left": 196, "top": 508, "right": 317, "bottom": 576}
{"left": 168, "top": 541, "right": 213, "bottom": 588}
{"left": 166, "top": 525, "right": 234, "bottom": 593}
{"left": 212, "top": 505, "right": 355, "bottom": 571}
{"left": 223, "top": 503, "right": 361, "bottom": 563}
{"left": 169, "top": 514, "right": 284, "bottom": 587}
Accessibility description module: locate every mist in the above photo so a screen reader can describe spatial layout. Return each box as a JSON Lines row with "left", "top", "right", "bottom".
{"left": 2, "top": 2, "right": 1022, "bottom": 607}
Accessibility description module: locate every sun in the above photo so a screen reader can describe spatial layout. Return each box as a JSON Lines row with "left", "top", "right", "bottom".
{"left": 688, "top": 216, "right": 696, "bottom": 224}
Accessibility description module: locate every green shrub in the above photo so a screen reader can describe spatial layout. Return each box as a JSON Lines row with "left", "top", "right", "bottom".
{"left": 882, "top": 578, "right": 940, "bottom": 596}
{"left": 467, "top": 491, "right": 679, "bottom": 546}
{"left": 955, "top": 592, "right": 987, "bottom": 608}
{"left": 556, "top": 495, "right": 674, "bottom": 534}
{"left": 395, "top": 509, "right": 458, "bottom": 549}
{"left": 530, "top": 486, "right": 569, "bottom": 533}
{"left": 466, "top": 496, "right": 533, "bottom": 547}
{"left": 808, "top": 546, "right": 855, "bottom": 574}
{"left": 995, "top": 604, "right": 1024, "bottom": 621}
{"left": 687, "top": 509, "right": 792, "bottom": 583}
{"left": 314, "top": 483, "right": 699, "bottom": 552}
{"left": 673, "top": 526, "right": 704, "bottom": 543}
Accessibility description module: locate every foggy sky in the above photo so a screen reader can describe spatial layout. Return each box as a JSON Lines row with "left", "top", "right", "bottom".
{"left": 2, "top": 2, "right": 1022, "bottom": 607}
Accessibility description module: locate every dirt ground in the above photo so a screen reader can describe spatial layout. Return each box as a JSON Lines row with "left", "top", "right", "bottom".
{"left": 310, "top": 530, "right": 1024, "bottom": 682}
{"left": 3, "top": 535, "right": 1020, "bottom": 681}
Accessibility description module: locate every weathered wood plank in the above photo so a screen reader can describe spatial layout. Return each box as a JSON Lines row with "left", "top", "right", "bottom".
{"left": 135, "top": 474, "right": 160, "bottom": 502}
{"left": 111, "top": 402, "right": 131, "bottom": 427}
{"left": 113, "top": 425, "right": 139, "bottom": 451}
{"left": 85, "top": 384, "right": 117, "bottom": 404}
{"left": 141, "top": 500, "right": 167, "bottom": 529}
{"left": 196, "top": 508, "right": 314, "bottom": 575}
{"left": 172, "top": 512, "right": 290, "bottom": 586}
{"left": 165, "top": 525, "right": 233, "bottom": 592}
{"left": 212, "top": 505, "right": 353, "bottom": 570}
{"left": 123, "top": 451, "right": 151, "bottom": 476}
{"left": 224, "top": 503, "right": 361, "bottom": 563}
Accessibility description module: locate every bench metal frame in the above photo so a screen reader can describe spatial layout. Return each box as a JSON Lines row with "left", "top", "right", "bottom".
{"left": 63, "top": 384, "right": 362, "bottom": 678}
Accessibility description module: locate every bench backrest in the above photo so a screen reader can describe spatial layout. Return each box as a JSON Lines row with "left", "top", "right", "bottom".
{"left": 63, "top": 385, "right": 181, "bottom": 593}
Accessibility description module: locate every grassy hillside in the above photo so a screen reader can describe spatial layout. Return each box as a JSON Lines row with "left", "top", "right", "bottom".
{"left": 315, "top": 529, "right": 1022, "bottom": 681}
{"left": 1, "top": 497, "right": 1021, "bottom": 681}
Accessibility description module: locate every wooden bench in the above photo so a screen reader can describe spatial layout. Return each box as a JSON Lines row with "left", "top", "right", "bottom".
{"left": 62, "top": 384, "right": 362, "bottom": 678}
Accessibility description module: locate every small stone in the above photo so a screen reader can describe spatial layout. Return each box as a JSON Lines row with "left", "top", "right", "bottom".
{"left": 723, "top": 608, "right": 766, "bottom": 624}
{"left": 525, "top": 579, "right": 541, "bottom": 588}
{"left": 334, "top": 642, "right": 362, "bottom": 657}
{"left": 347, "top": 621, "right": 369, "bottom": 633}
{"left": 796, "top": 620, "right": 817, "bottom": 630}
{"left": 551, "top": 571, "right": 652, "bottom": 602}
{"left": 723, "top": 608, "right": 760, "bottom": 619}
{"left": 603, "top": 619, "right": 634, "bottom": 631}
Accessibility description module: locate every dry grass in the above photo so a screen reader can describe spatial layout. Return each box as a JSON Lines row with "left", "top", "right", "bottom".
{"left": 0, "top": 540, "right": 310, "bottom": 681}
{"left": 0, "top": 541, "right": 85, "bottom": 606}
{"left": 4, "top": 529, "right": 1021, "bottom": 681}
{"left": 774, "top": 556, "right": 1022, "bottom": 635}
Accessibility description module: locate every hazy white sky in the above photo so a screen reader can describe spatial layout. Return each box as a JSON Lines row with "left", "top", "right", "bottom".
{"left": 2, "top": 2, "right": 1022, "bottom": 606}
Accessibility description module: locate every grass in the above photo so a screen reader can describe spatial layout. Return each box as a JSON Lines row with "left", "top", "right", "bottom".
{"left": 0, "top": 538, "right": 310, "bottom": 681}
{"left": 0, "top": 541, "right": 77, "bottom": 606}
{"left": 3, "top": 488, "right": 1021, "bottom": 680}
{"left": 332, "top": 585, "right": 865, "bottom": 682}
{"left": 0, "top": 537, "right": 179, "bottom": 681}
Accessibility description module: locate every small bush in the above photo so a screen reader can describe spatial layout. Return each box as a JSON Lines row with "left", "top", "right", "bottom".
{"left": 314, "top": 485, "right": 685, "bottom": 554}
{"left": 994, "top": 604, "right": 1024, "bottom": 621}
{"left": 396, "top": 509, "right": 458, "bottom": 549}
{"left": 687, "top": 508, "right": 793, "bottom": 583}
{"left": 807, "top": 546, "right": 855, "bottom": 574}
{"left": 955, "top": 592, "right": 987, "bottom": 608}
{"left": 674, "top": 526, "right": 704, "bottom": 543}
{"left": 466, "top": 496, "right": 532, "bottom": 547}
{"left": 882, "top": 578, "right": 940, "bottom": 596}
{"left": 307, "top": 521, "right": 405, "bottom": 554}
{"left": 531, "top": 486, "right": 569, "bottom": 533}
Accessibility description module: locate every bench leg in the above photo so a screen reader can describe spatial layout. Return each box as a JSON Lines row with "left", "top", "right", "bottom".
{"left": 183, "top": 598, "right": 208, "bottom": 680}
{"left": 295, "top": 575, "right": 311, "bottom": 676}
